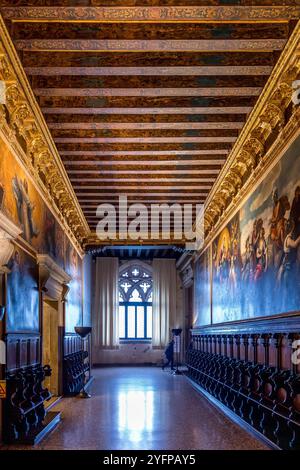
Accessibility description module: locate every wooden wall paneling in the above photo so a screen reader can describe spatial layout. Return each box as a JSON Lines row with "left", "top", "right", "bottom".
{"left": 186, "top": 324, "right": 300, "bottom": 450}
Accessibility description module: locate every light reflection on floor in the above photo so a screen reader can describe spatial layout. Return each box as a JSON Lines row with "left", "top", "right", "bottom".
{"left": 118, "top": 389, "right": 154, "bottom": 443}
{"left": 0, "top": 368, "right": 268, "bottom": 450}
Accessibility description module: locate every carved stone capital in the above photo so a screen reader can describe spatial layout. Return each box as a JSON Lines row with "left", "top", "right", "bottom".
{"left": 37, "top": 254, "right": 71, "bottom": 301}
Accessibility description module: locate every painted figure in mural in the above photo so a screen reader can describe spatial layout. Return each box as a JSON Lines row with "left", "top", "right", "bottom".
{"left": 254, "top": 220, "right": 268, "bottom": 282}
{"left": 12, "top": 176, "right": 39, "bottom": 243}
{"left": 269, "top": 188, "right": 290, "bottom": 269}
{"left": 228, "top": 220, "right": 240, "bottom": 291}
{"left": 44, "top": 211, "right": 56, "bottom": 259}
{"left": 6, "top": 250, "right": 21, "bottom": 320}
{"left": 218, "top": 236, "right": 229, "bottom": 284}
{"left": 277, "top": 218, "right": 300, "bottom": 309}
{"left": 0, "top": 183, "right": 4, "bottom": 209}
{"left": 290, "top": 186, "right": 300, "bottom": 239}
{"left": 251, "top": 219, "right": 260, "bottom": 269}
{"left": 241, "top": 236, "right": 253, "bottom": 283}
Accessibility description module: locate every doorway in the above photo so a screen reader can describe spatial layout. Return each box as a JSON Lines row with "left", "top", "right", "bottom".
{"left": 42, "top": 299, "right": 62, "bottom": 396}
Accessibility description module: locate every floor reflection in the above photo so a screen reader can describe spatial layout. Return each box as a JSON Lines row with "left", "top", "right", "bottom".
{"left": 118, "top": 389, "right": 154, "bottom": 443}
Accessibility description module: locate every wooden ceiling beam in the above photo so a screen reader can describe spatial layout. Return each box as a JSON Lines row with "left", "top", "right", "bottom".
{"left": 42, "top": 107, "right": 252, "bottom": 115}
{"left": 52, "top": 127, "right": 238, "bottom": 136}
{"left": 56, "top": 143, "right": 232, "bottom": 151}
{"left": 25, "top": 66, "right": 273, "bottom": 76}
{"left": 11, "top": 22, "right": 290, "bottom": 41}
{"left": 2, "top": 6, "right": 299, "bottom": 22}
{"left": 54, "top": 137, "right": 236, "bottom": 143}
{"left": 73, "top": 185, "right": 212, "bottom": 190}
{"left": 49, "top": 122, "right": 244, "bottom": 130}
{"left": 63, "top": 160, "right": 226, "bottom": 166}
{"left": 38, "top": 95, "right": 257, "bottom": 108}
{"left": 34, "top": 87, "right": 262, "bottom": 97}
{"left": 60, "top": 150, "right": 229, "bottom": 156}
{"left": 14, "top": 39, "right": 287, "bottom": 52}
{"left": 79, "top": 202, "right": 206, "bottom": 207}
{"left": 45, "top": 113, "right": 246, "bottom": 123}
{"left": 78, "top": 194, "right": 209, "bottom": 199}
{"left": 53, "top": 130, "right": 238, "bottom": 139}
{"left": 77, "top": 199, "right": 208, "bottom": 204}
{"left": 21, "top": 51, "right": 279, "bottom": 67}
{"left": 68, "top": 168, "right": 220, "bottom": 175}
{"left": 31, "top": 75, "right": 267, "bottom": 88}
{"left": 71, "top": 177, "right": 216, "bottom": 183}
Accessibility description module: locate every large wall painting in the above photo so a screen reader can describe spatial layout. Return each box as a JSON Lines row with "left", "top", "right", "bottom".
{"left": 194, "top": 247, "right": 211, "bottom": 326}
{"left": 211, "top": 135, "right": 300, "bottom": 323}
{"left": 0, "top": 135, "right": 83, "bottom": 333}
{"left": 6, "top": 247, "right": 39, "bottom": 333}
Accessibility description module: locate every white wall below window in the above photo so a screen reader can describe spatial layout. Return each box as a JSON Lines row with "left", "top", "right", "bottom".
{"left": 92, "top": 343, "right": 164, "bottom": 365}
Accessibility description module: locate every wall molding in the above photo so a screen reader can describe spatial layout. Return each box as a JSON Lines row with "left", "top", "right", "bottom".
{"left": 192, "top": 312, "right": 300, "bottom": 335}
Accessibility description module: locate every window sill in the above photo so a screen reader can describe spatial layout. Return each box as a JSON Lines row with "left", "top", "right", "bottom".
{"left": 119, "top": 339, "right": 152, "bottom": 344}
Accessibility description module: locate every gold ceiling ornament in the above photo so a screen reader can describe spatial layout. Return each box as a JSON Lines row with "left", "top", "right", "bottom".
{"left": 203, "top": 20, "right": 300, "bottom": 241}
{"left": 0, "top": 16, "right": 89, "bottom": 251}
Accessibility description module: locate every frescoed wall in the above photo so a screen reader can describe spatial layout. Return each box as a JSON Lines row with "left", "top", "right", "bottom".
{"left": 194, "top": 135, "right": 300, "bottom": 326}
{"left": 82, "top": 254, "right": 92, "bottom": 327}
{"left": 194, "top": 247, "right": 211, "bottom": 326}
{"left": 6, "top": 247, "right": 39, "bottom": 333}
{"left": 0, "top": 134, "right": 84, "bottom": 333}
{"left": 65, "top": 240, "right": 83, "bottom": 333}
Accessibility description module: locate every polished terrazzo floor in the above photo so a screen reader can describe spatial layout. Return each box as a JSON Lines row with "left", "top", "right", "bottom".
{"left": 2, "top": 367, "right": 267, "bottom": 450}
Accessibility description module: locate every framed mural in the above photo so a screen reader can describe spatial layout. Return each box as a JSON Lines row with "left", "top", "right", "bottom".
{"left": 209, "top": 135, "right": 300, "bottom": 323}
{"left": 193, "top": 246, "right": 211, "bottom": 327}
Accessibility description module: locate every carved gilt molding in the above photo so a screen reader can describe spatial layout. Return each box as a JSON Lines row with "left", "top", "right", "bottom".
{"left": 203, "top": 20, "right": 300, "bottom": 248}
{"left": 0, "top": 16, "right": 90, "bottom": 252}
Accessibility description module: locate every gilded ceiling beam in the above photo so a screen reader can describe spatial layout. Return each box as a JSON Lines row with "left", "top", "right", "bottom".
{"left": 1, "top": 6, "right": 299, "bottom": 22}
{"left": 0, "top": 16, "right": 90, "bottom": 249}
{"left": 203, "top": 19, "right": 300, "bottom": 244}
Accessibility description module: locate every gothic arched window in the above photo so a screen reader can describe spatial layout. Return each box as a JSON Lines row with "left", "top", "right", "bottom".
{"left": 119, "top": 262, "right": 152, "bottom": 340}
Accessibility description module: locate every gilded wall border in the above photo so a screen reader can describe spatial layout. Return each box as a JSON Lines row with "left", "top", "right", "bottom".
{"left": 202, "top": 20, "right": 300, "bottom": 251}
{"left": 0, "top": 15, "right": 90, "bottom": 252}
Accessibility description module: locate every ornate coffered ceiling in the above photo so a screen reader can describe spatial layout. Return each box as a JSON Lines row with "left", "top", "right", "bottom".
{"left": 0, "top": 2, "right": 299, "bottom": 248}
